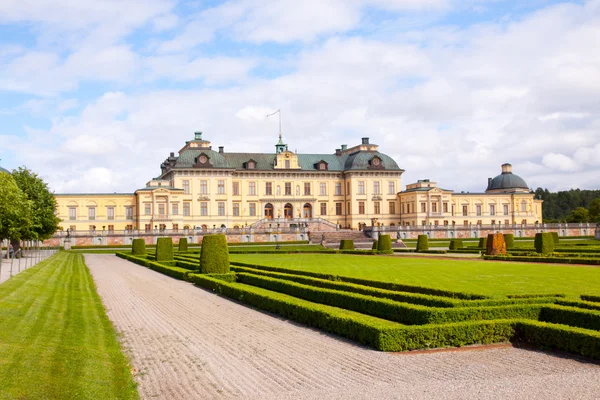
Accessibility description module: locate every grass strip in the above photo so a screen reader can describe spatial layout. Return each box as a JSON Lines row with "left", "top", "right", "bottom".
{"left": 0, "top": 252, "right": 138, "bottom": 399}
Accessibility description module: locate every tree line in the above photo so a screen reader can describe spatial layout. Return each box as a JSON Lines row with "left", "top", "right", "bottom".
{"left": 0, "top": 167, "right": 60, "bottom": 252}
{"left": 534, "top": 188, "right": 600, "bottom": 224}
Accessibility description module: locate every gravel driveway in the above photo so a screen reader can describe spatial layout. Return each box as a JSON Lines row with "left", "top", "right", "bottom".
{"left": 85, "top": 254, "right": 600, "bottom": 399}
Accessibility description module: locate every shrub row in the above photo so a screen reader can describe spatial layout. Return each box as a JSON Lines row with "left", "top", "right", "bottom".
{"left": 555, "top": 299, "right": 600, "bottom": 312}
{"left": 447, "top": 249, "right": 482, "bottom": 254}
{"left": 231, "top": 261, "right": 488, "bottom": 300}
{"left": 534, "top": 232, "right": 555, "bottom": 254}
{"left": 175, "top": 259, "right": 199, "bottom": 270}
{"left": 339, "top": 239, "right": 354, "bottom": 250}
{"left": 515, "top": 321, "right": 600, "bottom": 359}
{"left": 483, "top": 255, "right": 600, "bottom": 265}
{"left": 228, "top": 249, "right": 336, "bottom": 254}
{"left": 235, "top": 272, "right": 545, "bottom": 325}
{"left": 116, "top": 252, "right": 189, "bottom": 280}
{"left": 581, "top": 295, "right": 600, "bottom": 303}
{"left": 187, "top": 272, "right": 237, "bottom": 284}
{"left": 449, "top": 239, "right": 463, "bottom": 250}
{"left": 228, "top": 241, "right": 310, "bottom": 246}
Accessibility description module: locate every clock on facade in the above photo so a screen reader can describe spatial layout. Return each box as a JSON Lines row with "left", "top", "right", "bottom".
{"left": 372, "top": 158, "right": 381, "bottom": 166}
{"left": 199, "top": 155, "right": 208, "bottom": 164}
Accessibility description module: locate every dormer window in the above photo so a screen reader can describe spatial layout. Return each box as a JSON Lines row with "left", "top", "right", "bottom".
{"left": 369, "top": 156, "right": 384, "bottom": 169}
{"left": 245, "top": 159, "right": 256, "bottom": 169}
{"left": 193, "top": 153, "right": 212, "bottom": 168}
{"left": 315, "top": 160, "right": 328, "bottom": 171}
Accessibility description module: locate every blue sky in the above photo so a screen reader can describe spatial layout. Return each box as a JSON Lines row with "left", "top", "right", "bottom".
{"left": 0, "top": 0, "right": 598, "bottom": 193}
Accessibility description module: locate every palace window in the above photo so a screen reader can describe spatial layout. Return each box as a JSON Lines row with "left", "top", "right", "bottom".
{"left": 374, "top": 202, "right": 381, "bottom": 214}
{"left": 233, "top": 182, "right": 240, "bottom": 195}
{"left": 336, "top": 203, "right": 343, "bottom": 215}
{"left": 200, "top": 202, "right": 207, "bottom": 216}
{"left": 444, "top": 220, "right": 449, "bottom": 226}
{"left": 389, "top": 202, "right": 396, "bottom": 214}
{"left": 358, "top": 202, "right": 365, "bottom": 214}
{"left": 125, "top": 206, "right": 133, "bottom": 220}
{"left": 144, "top": 224, "right": 151, "bottom": 232}
{"left": 503, "top": 204, "right": 509, "bottom": 215}
{"left": 200, "top": 180, "right": 208, "bottom": 194}
{"left": 347, "top": 201, "right": 350, "bottom": 214}
{"left": 476, "top": 205, "right": 482, "bottom": 216}
{"left": 265, "top": 182, "right": 272, "bottom": 196}
{"left": 304, "top": 182, "right": 311, "bottom": 195}
{"left": 463, "top": 220, "right": 468, "bottom": 226}
{"left": 521, "top": 201, "right": 527, "bottom": 212}
{"left": 388, "top": 181, "right": 395, "bottom": 194}
{"left": 443, "top": 203, "right": 448, "bottom": 213}
{"left": 462, "top": 205, "right": 468, "bottom": 216}
{"left": 477, "top": 220, "right": 482, "bottom": 225}
{"left": 249, "top": 203, "right": 256, "bottom": 216}
{"left": 88, "top": 207, "right": 96, "bottom": 221}
{"left": 432, "top": 203, "right": 437, "bottom": 212}
{"left": 69, "top": 207, "right": 77, "bottom": 220}
{"left": 233, "top": 203, "right": 240, "bottom": 216}
{"left": 421, "top": 203, "right": 426, "bottom": 213}
{"left": 491, "top": 220, "right": 496, "bottom": 225}
{"left": 218, "top": 180, "right": 225, "bottom": 194}
{"left": 144, "top": 204, "right": 151, "bottom": 215}
{"left": 320, "top": 182, "right": 327, "bottom": 196}
{"left": 505, "top": 220, "right": 510, "bottom": 225}
{"left": 172, "top": 224, "right": 178, "bottom": 232}
{"left": 401, "top": 203, "right": 405, "bottom": 214}
{"left": 434, "top": 220, "right": 439, "bottom": 226}
{"left": 183, "top": 202, "right": 191, "bottom": 216}
{"left": 108, "top": 225, "right": 114, "bottom": 232}
{"left": 106, "top": 207, "right": 115, "bottom": 220}
{"left": 421, "top": 220, "right": 426, "bottom": 226}
{"left": 358, "top": 181, "right": 365, "bottom": 195}
{"left": 159, "top": 224, "right": 166, "bottom": 232}
{"left": 125, "top": 225, "right": 133, "bottom": 231}
{"left": 373, "top": 181, "right": 380, "bottom": 194}
{"left": 335, "top": 182, "right": 342, "bottom": 196}
{"left": 284, "top": 160, "right": 291, "bottom": 169}
{"left": 347, "top": 182, "right": 350, "bottom": 195}
{"left": 218, "top": 202, "right": 225, "bottom": 216}
{"left": 158, "top": 204, "right": 165, "bottom": 216}
{"left": 249, "top": 182, "right": 256, "bottom": 195}
{"left": 172, "top": 203, "right": 179, "bottom": 215}
{"left": 285, "top": 182, "right": 292, "bottom": 195}
{"left": 490, "top": 204, "right": 495, "bottom": 216}
{"left": 320, "top": 203, "right": 327, "bottom": 215}
{"left": 183, "top": 180, "right": 190, "bottom": 194}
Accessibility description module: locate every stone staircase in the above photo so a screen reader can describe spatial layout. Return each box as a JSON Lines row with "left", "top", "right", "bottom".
{"left": 310, "top": 230, "right": 373, "bottom": 246}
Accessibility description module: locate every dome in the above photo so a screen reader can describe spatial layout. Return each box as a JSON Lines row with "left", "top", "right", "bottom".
{"left": 486, "top": 163, "right": 529, "bottom": 192}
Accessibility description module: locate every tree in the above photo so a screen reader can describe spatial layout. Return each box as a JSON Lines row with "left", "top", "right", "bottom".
{"left": 589, "top": 198, "right": 600, "bottom": 219}
{"left": 0, "top": 173, "right": 32, "bottom": 243}
{"left": 566, "top": 207, "right": 590, "bottom": 223}
{"left": 11, "top": 167, "right": 60, "bottom": 240}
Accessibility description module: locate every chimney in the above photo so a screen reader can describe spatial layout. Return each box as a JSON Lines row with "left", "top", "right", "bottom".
{"left": 170, "top": 152, "right": 174, "bottom": 157}
{"left": 501, "top": 163, "right": 512, "bottom": 174}
{"left": 488, "top": 178, "right": 492, "bottom": 188}
{"left": 194, "top": 131, "right": 202, "bottom": 140}
{"left": 361, "top": 137, "right": 369, "bottom": 145}
{"left": 341, "top": 144, "right": 348, "bottom": 151}
{"left": 335, "top": 149, "right": 341, "bottom": 156}
{"left": 218, "top": 146, "right": 224, "bottom": 154}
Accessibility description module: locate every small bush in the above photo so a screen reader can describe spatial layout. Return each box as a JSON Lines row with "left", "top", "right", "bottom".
{"left": 449, "top": 239, "right": 463, "bottom": 250}
{"left": 339, "top": 239, "right": 355, "bottom": 250}
{"left": 372, "top": 241, "right": 378, "bottom": 250}
{"left": 200, "top": 234, "right": 230, "bottom": 274}
{"left": 486, "top": 233, "right": 506, "bottom": 256}
{"left": 131, "top": 239, "right": 146, "bottom": 256}
{"left": 178, "top": 237, "right": 188, "bottom": 252}
{"left": 377, "top": 235, "right": 393, "bottom": 254}
{"left": 478, "top": 237, "right": 487, "bottom": 249}
{"left": 534, "top": 232, "right": 555, "bottom": 254}
{"left": 155, "top": 237, "right": 174, "bottom": 261}
{"left": 550, "top": 232, "right": 559, "bottom": 245}
{"left": 504, "top": 234, "right": 514, "bottom": 249}
{"left": 416, "top": 235, "right": 429, "bottom": 252}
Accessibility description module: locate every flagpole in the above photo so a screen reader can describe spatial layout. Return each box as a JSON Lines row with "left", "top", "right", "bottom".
{"left": 266, "top": 109, "right": 282, "bottom": 137}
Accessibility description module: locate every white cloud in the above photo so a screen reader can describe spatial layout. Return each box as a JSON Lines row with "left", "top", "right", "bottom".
{"left": 542, "top": 153, "right": 580, "bottom": 172}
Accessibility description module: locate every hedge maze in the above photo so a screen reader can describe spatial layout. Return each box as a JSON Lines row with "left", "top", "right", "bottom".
{"left": 116, "top": 249, "right": 600, "bottom": 359}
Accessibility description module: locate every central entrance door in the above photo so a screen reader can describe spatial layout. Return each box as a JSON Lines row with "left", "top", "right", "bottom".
{"left": 303, "top": 203, "right": 312, "bottom": 218}
{"left": 284, "top": 203, "right": 293, "bottom": 219}
{"left": 264, "top": 203, "right": 274, "bottom": 219}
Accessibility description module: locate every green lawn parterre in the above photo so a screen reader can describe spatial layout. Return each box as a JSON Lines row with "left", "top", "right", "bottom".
{"left": 0, "top": 252, "right": 139, "bottom": 399}
{"left": 118, "top": 249, "right": 600, "bottom": 358}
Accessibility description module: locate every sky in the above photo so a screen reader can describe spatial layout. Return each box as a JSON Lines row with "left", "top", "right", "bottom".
{"left": 0, "top": 0, "right": 599, "bottom": 194}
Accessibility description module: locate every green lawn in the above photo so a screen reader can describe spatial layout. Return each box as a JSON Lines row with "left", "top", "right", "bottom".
{"left": 229, "top": 253, "right": 600, "bottom": 297}
{"left": 0, "top": 252, "right": 138, "bottom": 399}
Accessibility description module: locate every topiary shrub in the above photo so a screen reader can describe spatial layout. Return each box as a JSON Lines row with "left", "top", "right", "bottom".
{"left": 372, "top": 240, "right": 378, "bottom": 250}
{"left": 340, "top": 239, "right": 355, "bottom": 250}
{"left": 478, "top": 237, "right": 487, "bottom": 249}
{"left": 132, "top": 238, "right": 146, "bottom": 256}
{"left": 550, "top": 232, "right": 559, "bottom": 245}
{"left": 377, "top": 235, "right": 393, "bottom": 254}
{"left": 504, "top": 234, "right": 515, "bottom": 249}
{"left": 156, "top": 237, "right": 174, "bottom": 261}
{"left": 534, "top": 232, "right": 555, "bottom": 254}
{"left": 449, "top": 239, "right": 463, "bottom": 250}
{"left": 178, "top": 237, "right": 188, "bottom": 252}
{"left": 486, "top": 233, "right": 506, "bottom": 256}
{"left": 416, "top": 235, "right": 429, "bottom": 252}
{"left": 200, "top": 234, "right": 230, "bottom": 274}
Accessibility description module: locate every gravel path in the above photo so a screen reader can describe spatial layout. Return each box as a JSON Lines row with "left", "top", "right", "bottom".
{"left": 85, "top": 254, "right": 600, "bottom": 400}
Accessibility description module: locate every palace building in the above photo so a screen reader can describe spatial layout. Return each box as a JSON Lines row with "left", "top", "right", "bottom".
{"left": 53, "top": 132, "right": 542, "bottom": 234}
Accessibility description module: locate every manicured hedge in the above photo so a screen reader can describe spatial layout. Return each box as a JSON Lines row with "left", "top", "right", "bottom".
{"left": 416, "top": 235, "right": 429, "bottom": 252}
{"left": 200, "top": 234, "right": 230, "bottom": 274}
{"left": 156, "top": 237, "right": 174, "bottom": 261}
{"left": 581, "top": 295, "right": 600, "bottom": 303}
{"left": 175, "top": 259, "right": 199, "bottom": 270}
{"left": 534, "top": 232, "right": 554, "bottom": 254}
{"left": 504, "top": 234, "right": 514, "bottom": 249}
{"left": 556, "top": 299, "right": 600, "bottom": 312}
{"left": 483, "top": 255, "right": 600, "bottom": 265}
{"left": 178, "top": 237, "right": 188, "bottom": 252}
{"left": 377, "top": 235, "right": 393, "bottom": 254}
{"left": 132, "top": 239, "right": 145, "bottom": 256}
{"left": 478, "top": 237, "right": 487, "bottom": 249}
{"left": 228, "top": 249, "right": 336, "bottom": 254}
{"left": 515, "top": 321, "right": 600, "bottom": 360}
{"left": 117, "top": 252, "right": 189, "bottom": 280}
{"left": 449, "top": 239, "right": 463, "bottom": 250}
{"left": 188, "top": 272, "right": 237, "bottom": 283}
{"left": 228, "top": 241, "right": 310, "bottom": 246}
{"left": 231, "top": 261, "right": 488, "bottom": 300}
{"left": 540, "top": 305, "right": 600, "bottom": 331}
{"left": 339, "top": 240, "right": 354, "bottom": 250}
{"left": 551, "top": 232, "right": 560, "bottom": 245}
{"left": 447, "top": 249, "right": 482, "bottom": 254}
{"left": 372, "top": 241, "right": 378, "bottom": 250}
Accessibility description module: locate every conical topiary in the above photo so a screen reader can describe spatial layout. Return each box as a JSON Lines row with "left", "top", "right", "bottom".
{"left": 416, "top": 235, "right": 429, "bottom": 252}
{"left": 200, "top": 234, "right": 230, "bottom": 273}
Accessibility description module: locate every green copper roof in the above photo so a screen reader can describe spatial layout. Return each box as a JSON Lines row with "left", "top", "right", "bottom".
{"left": 486, "top": 172, "right": 528, "bottom": 191}
{"left": 167, "top": 149, "right": 402, "bottom": 173}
